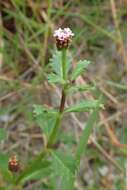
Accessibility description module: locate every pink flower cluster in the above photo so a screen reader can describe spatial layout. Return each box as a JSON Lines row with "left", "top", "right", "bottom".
{"left": 53, "top": 28, "right": 74, "bottom": 41}
{"left": 53, "top": 28, "right": 74, "bottom": 50}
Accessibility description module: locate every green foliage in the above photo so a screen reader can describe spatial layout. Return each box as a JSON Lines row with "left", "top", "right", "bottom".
{"left": 51, "top": 150, "right": 77, "bottom": 190}
{"left": 16, "top": 150, "right": 50, "bottom": 184}
{"left": 48, "top": 73, "right": 65, "bottom": 84}
{"left": 32, "top": 46, "right": 102, "bottom": 189}
{"left": 48, "top": 49, "right": 72, "bottom": 84}
{"left": 67, "top": 84, "right": 95, "bottom": 95}
{"left": 58, "top": 132, "right": 76, "bottom": 146}
{"left": 49, "top": 50, "right": 63, "bottom": 77}
{"left": 1, "top": 1, "right": 126, "bottom": 189}
{"left": 71, "top": 60, "right": 91, "bottom": 80}
{"left": 33, "top": 105, "right": 58, "bottom": 137}
{"left": 75, "top": 107, "right": 100, "bottom": 164}
{"left": 17, "top": 159, "right": 51, "bottom": 184}
{"left": 65, "top": 100, "right": 101, "bottom": 113}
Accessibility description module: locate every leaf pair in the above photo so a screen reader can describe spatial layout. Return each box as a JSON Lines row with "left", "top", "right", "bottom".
{"left": 48, "top": 49, "right": 90, "bottom": 85}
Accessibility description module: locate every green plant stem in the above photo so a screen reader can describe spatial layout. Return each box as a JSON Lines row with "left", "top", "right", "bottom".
{"left": 47, "top": 49, "right": 67, "bottom": 147}
{"left": 62, "top": 48, "right": 67, "bottom": 80}
{"left": 16, "top": 48, "right": 67, "bottom": 185}
{"left": 47, "top": 112, "right": 62, "bottom": 147}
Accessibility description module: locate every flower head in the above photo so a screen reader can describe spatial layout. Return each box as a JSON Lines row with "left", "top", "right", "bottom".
{"left": 8, "top": 155, "right": 20, "bottom": 172}
{"left": 53, "top": 28, "right": 74, "bottom": 50}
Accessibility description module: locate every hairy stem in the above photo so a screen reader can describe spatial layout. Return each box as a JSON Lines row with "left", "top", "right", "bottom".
{"left": 47, "top": 49, "right": 67, "bottom": 147}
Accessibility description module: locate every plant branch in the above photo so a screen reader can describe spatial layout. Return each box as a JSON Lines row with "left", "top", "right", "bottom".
{"left": 47, "top": 49, "right": 67, "bottom": 147}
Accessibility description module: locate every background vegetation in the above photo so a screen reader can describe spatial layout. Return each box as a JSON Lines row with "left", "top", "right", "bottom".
{"left": 0, "top": 0, "right": 127, "bottom": 189}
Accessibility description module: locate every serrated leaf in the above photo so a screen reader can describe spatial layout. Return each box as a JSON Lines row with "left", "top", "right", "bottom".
{"left": 67, "top": 84, "right": 95, "bottom": 95}
{"left": 49, "top": 49, "right": 72, "bottom": 78}
{"left": 0, "top": 128, "right": 6, "bottom": 142}
{"left": 49, "top": 50, "right": 62, "bottom": 76}
{"left": 65, "top": 100, "right": 101, "bottom": 113}
{"left": 51, "top": 150, "right": 77, "bottom": 190}
{"left": 33, "top": 105, "right": 58, "bottom": 137}
{"left": 71, "top": 60, "right": 90, "bottom": 80}
{"left": 48, "top": 73, "right": 65, "bottom": 84}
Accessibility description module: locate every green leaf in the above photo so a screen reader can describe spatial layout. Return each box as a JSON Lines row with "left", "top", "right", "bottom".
{"left": 49, "top": 49, "right": 72, "bottom": 78}
{"left": 58, "top": 132, "right": 76, "bottom": 145}
{"left": 51, "top": 150, "right": 77, "bottom": 190}
{"left": 33, "top": 105, "right": 58, "bottom": 137}
{"left": 18, "top": 160, "right": 51, "bottom": 183}
{"left": 48, "top": 73, "right": 65, "bottom": 84}
{"left": 16, "top": 151, "right": 51, "bottom": 184}
{"left": 0, "top": 128, "right": 6, "bottom": 142}
{"left": 75, "top": 107, "right": 100, "bottom": 164}
{"left": 65, "top": 100, "right": 102, "bottom": 113}
{"left": 22, "top": 167, "right": 52, "bottom": 182}
{"left": 67, "top": 84, "right": 95, "bottom": 95}
{"left": 49, "top": 50, "right": 62, "bottom": 77}
{"left": 71, "top": 60, "right": 90, "bottom": 80}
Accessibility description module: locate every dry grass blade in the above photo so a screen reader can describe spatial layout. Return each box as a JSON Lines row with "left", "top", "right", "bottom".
{"left": 110, "top": 0, "right": 127, "bottom": 65}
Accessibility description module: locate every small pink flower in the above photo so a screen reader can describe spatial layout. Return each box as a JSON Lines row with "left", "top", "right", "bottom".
{"left": 53, "top": 28, "right": 74, "bottom": 50}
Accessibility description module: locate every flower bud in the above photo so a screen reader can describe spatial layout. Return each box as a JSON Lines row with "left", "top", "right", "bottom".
{"left": 8, "top": 155, "right": 20, "bottom": 172}
{"left": 53, "top": 28, "right": 74, "bottom": 50}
